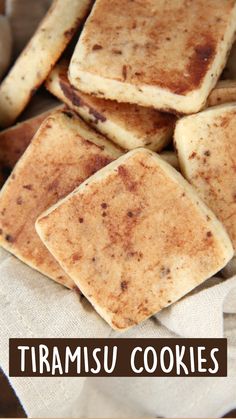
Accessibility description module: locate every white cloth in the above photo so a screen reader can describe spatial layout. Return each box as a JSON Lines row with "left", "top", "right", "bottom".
{"left": 0, "top": 247, "right": 236, "bottom": 418}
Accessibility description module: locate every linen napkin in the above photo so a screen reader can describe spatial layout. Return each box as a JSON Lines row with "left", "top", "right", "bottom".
{"left": 0, "top": 247, "right": 236, "bottom": 418}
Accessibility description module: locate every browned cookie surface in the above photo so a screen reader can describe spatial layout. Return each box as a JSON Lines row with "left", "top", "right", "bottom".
{"left": 69, "top": 0, "right": 236, "bottom": 113}
{"left": 0, "top": 109, "right": 122, "bottom": 288}
{"left": 37, "top": 149, "right": 233, "bottom": 329}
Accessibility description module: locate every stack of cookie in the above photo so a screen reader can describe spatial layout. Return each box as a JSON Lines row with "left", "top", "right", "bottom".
{"left": 0, "top": 0, "right": 236, "bottom": 331}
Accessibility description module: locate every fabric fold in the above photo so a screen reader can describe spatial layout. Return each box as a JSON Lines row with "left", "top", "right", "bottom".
{"left": 0, "top": 248, "right": 236, "bottom": 418}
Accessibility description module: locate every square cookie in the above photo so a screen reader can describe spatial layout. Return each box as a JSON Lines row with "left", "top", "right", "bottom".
{"left": 0, "top": 0, "right": 93, "bottom": 127}
{"left": 175, "top": 103, "right": 236, "bottom": 252}
{"left": 36, "top": 149, "right": 233, "bottom": 329}
{"left": 69, "top": 0, "right": 236, "bottom": 114}
{"left": 46, "top": 61, "right": 175, "bottom": 151}
{"left": 0, "top": 109, "right": 121, "bottom": 288}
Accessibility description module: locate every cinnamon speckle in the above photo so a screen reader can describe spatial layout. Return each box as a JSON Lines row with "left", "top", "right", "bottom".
{"left": 160, "top": 266, "right": 171, "bottom": 277}
{"left": 122, "top": 65, "right": 127, "bottom": 80}
{"left": 220, "top": 115, "right": 230, "bottom": 128}
{"left": 112, "top": 49, "right": 122, "bottom": 55}
{"left": 189, "top": 152, "right": 197, "bottom": 159}
{"left": 72, "top": 253, "right": 81, "bottom": 262}
{"left": 23, "top": 184, "right": 33, "bottom": 190}
{"left": 16, "top": 197, "right": 23, "bottom": 205}
{"left": 92, "top": 44, "right": 103, "bottom": 51}
{"left": 5, "top": 234, "right": 14, "bottom": 243}
{"left": 121, "top": 281, "right": 128, "bottom": 291}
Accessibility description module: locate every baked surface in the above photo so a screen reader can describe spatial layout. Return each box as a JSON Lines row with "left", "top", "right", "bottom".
{"left": 175, "top": 102, "right": 236, "bottom": 252}
{"left": 46, "top": 61, "right": 175, "bottom": 151}
{"left": 0, "top": 0, "right": 93, "bottom": 127}
{"left": 0, "top": 106, "right": 60, "bottom": 186}
{"left": 0, "top": 109, "right": 122, "bottom": 288}
{"left": 69, "top": 0, "right": 236, "bottom": 113}
{"left": 36, "top": 149, "right": 233, "bottom": 329}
